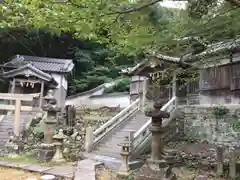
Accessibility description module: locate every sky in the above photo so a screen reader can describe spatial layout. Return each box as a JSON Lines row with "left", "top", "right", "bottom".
{"left": 160, "top": 0, "right": 188, "bottom": 9}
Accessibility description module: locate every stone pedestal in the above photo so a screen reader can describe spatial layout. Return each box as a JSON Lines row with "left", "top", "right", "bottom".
{"left": 136, "top": 159, "right": 176, "bottom": 180}
{"left": 135, "top": 101, "right": 176, "bottom": 180}
{"left": 38, "top": 90, "right": 60, "bottom": 162}
{"left": 38, "top": 144, "right": 55, "bottom": 162}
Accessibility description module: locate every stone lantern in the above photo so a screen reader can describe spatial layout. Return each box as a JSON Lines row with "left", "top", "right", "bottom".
{"left": 135, "top": 101, "right": 176, "bottom": 180}
{"left": 38, "top": 90, "right": 61, "bottom": 162}
{"left": 5, "top": 135, "right": 20, "bottom": 157}
{"left": 52, "top": 129, "right": 67, "bottom": 163}
{"left": 117, "top": 131, "right": 134, "bottom": 177}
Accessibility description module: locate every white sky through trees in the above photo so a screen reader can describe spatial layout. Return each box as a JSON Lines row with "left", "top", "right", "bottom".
{"left": 160, "top": 0, "right": 188, "bottom": 9}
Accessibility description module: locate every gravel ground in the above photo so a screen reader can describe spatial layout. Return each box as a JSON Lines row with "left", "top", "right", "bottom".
{"left": 97, "top": 167, "right": 228, "bottom": 180}
{"left": 0, "top": 167, "right": 40, "bottom": 180}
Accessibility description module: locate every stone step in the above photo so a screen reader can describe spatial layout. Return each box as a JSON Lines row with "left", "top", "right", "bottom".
{"left": 92, "top": 111, "right": 149, "bottom": 158}
{"left": 0, "top": 113, "right": 35, "bottom": 149}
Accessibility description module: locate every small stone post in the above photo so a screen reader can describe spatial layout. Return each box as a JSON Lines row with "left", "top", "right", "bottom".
{"left": 38, "top": 90, "right": 61, "bottom": 162}
{"left": 229, "top": 146, "right": 236, "bottom": 179}
{"left": 52, "top": 129, "right": 67, "bottom": 163}
{"left": 85, "top": 126, "right": 93, "bottom": 152}
{"left": 216, "top": 145, "right": 224, "bottom": 176}
{"left": 117, "top": 131, "right": 134, "bottom": 177}
{"left": 135, "top": 100, "right": 176, "bottom": 180}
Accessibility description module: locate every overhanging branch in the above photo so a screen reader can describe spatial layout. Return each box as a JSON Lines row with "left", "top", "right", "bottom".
{"left": 106, "top": 0, "right": 163, "bottom": 15}
{"left": 226, "top": 0, "right": 240, "bottom": 6}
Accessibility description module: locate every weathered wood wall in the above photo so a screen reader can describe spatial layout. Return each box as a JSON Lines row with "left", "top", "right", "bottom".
{"left": 199, "top": 63, "right": 240, "bottom": 104}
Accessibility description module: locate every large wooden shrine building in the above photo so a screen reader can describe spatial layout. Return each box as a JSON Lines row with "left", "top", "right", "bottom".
{"left": 0, "top": 55, "right": 74, "bottom": 108}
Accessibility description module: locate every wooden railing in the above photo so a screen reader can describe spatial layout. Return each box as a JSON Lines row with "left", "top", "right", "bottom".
{"left": 85, "top": 98, "right": 140, "bottom": 152}
{"left": 131, "top": 96, "right": 177, "bottom": 152}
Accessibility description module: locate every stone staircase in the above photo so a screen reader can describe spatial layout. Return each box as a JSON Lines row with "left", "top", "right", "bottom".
{"left": 85, "top": 96, "right": 179, "bottom": 169}
{"left": 92, "top": 111, "right": 149, "bottom": 158}
{"left": 0, "top": 112, "right": 34, "bottom": 150}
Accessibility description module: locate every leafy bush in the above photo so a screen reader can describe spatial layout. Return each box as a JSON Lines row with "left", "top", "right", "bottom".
{"left": 212, "top": 105, "right": 229, "bottom": 119}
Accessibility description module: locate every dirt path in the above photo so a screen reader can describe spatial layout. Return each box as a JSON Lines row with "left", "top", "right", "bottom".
{"left": 0, "top": 167, "right": 40, "bottom": 180}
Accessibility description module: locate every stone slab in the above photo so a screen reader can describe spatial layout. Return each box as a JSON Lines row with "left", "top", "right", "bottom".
{"left": 82, "top": 153, "right": 120, "bottom": 170}
{"left": 0, "top": 160, "right": 30, "bottom": 168}
{"left": 43, "top": 165, "right": 76, "bottom": 178}
{"left": 22, "top": 164, "right": 52, "bottom": 173}
{"left": 74, "top": 159, "right": 103, "bottom": 180}
{"left": 77, "top": 159, "right": 102, "bottom": 170}
{"left": 74, "top": 170, "right": 95, "bottom": 180}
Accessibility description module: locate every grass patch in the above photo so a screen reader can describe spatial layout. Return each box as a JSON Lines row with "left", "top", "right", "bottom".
{"left": 0, "top": 154, "right": 55, "bottom": 167}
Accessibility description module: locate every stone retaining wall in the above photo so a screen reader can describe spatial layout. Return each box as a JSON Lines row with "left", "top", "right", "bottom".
{"left": 180, "top": 105, "right": 240, "bottom": 145}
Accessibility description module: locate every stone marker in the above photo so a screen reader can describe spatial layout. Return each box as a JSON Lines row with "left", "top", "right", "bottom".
{"left": 40, "top": 174, "right": 56, "bottom": 180}
{"left": 229, "top": 146, "right": 236, "bottom": 179}
{"left": 216, "top": 145, "right": 224, "bottom": 176}
{"left": 85, "top": 126, "right": 93, "bottom": 152}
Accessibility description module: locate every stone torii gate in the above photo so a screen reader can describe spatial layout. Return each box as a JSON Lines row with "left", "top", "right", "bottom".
{"left": 0, "top": 93, "right": 40, "bottom": 138}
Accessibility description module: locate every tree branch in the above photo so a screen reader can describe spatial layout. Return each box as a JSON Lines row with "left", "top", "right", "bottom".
{"left": 68, "top": 0, "right": 88, "bottom": 8}
{"left": 106, "top": 0, "right": 163, "bottom": 15}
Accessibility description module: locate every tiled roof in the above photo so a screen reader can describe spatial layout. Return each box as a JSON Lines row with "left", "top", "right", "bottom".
{"left": 121, "top": 53, "right": 186, "bottom": 76}
{"left": 4, "top": 55, "right": 74, "bottom": 73}
{"left": 182, "top": 38, "right": 240, "bottom": 62}
{"left": 1, "top": 64, "right": 52, "bottom": 81}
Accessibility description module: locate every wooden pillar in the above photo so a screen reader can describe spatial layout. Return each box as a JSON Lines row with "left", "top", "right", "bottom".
{"left": 40, "top": 81, "right": 44, "bottom": 108}
{"left": 172, "top": 71, "right": 178, "bottom": 109}
{"left": 172, "top": 71, "right": 177, "bottom": 97}
{"left": 10, "top": 78, "right": 16, "bottom": 105}
{"left": 140, "top": 77, "right": 148, "bottom": 112}
{"left": 13, "top": 99, "right": 21, "bottom": 137}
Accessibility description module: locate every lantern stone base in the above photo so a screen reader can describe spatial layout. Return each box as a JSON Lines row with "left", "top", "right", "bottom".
{"left": 135, "top": 159, "right": 176, "bottom": 180}
{"left": 37, "top": 144, "right": 55, "bottom": 162}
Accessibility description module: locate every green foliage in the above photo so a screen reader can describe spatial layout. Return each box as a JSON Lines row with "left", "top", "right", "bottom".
{"left": 104, "top": 77, "right": 130, "bottom": 93}
{"left": 231, "top": 120, "right": 240, "bottom": 132}
{"left": 0, "top": 0, "right": 239, "bottom": 96}
{"left": 32, "top": 120, "right": 45, "bottom": 140}
{"left": 0, "top": 0, "right": 184, "bottom": 55}
{"left": 231, "top": 114, "right": 240, "bottom": 132}
{"left": 182, "top": 134, "right": 198, "bottom": 143}
{"left": 212, "top": 105, "right": 229, "bottom": 119}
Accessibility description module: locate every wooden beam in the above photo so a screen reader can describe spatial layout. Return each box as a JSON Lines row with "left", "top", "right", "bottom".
{"left": 0, "top": 93, "right": 40, "bottom": 101}
{"left": 15, "top": 78, "right": 42, "bottom": 83}
{"left": 10, "top": 78, "right": 16, "bottom": 105}
{"left": 0, "top": 104, "right": 33, "bottom": 111}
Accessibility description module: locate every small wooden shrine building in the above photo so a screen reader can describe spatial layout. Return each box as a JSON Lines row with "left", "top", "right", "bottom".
{"left": 0, "top": 55, "right": 74, "bottom": 109}
{"left": 121, "top": 53, "right": 195, "bottom": 105}
{"left": 122, "top": 38, "right": 240, "bottom": 105}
